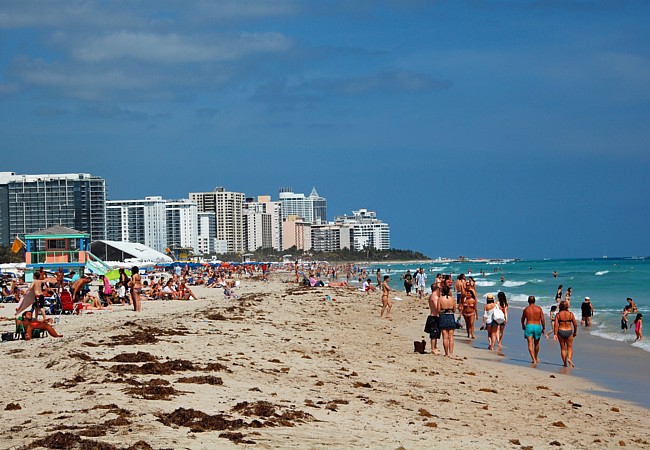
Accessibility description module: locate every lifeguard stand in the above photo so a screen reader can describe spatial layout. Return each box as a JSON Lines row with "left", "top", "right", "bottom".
{"left": 23, "top": 226, "right": 93, "bottom": 282}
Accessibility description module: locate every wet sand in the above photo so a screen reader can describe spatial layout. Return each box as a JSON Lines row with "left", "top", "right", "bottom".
{"left": 0, "top": 274, "right": 649, "bottom": 449}
{"left": 474, "top": 306, "right": 650, "bottom": 409}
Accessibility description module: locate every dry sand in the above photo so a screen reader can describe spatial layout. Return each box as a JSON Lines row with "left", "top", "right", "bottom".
{"left": 1, "top": 272, "right": 649, "bottom": 449}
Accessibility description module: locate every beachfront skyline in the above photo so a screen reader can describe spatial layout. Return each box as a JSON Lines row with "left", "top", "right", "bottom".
{"left": 1, "top": 1, "right": 649, "bottom": 259}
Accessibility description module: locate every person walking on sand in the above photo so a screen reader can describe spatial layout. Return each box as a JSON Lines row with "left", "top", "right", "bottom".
{"left": 129, "top": 266, "right": 142, "bottom": 313}
{"left": 495, "top": 291, "right": 509, "bottom": 348}
{"left": 553, "top": 301, "right": 577, "bottom": 367}
{"left": 415, "top": 268, "right": 427, "bottom": 299}
{"left": 460, "top": 290, "right": 478, "bottom": 339}
{"left": 521, "top": 296, "right": 545, "bottom": 364}
{"left": 427, "top": 284, "right": 441, "bottom": 355}
{"left": 380, "top": 275, "right": 393, "bottom": 319}
{"left": 376, "top": 268, "right": 381, "bottom": 287}
{"left": 454, "top": 274, "right": 466, "bottom": 306}
{"left": 633, "top": 313, "right": 643, "bottom": 341}
{"left": 438, "top": 285, "right": 457, "bottom": 358}
{"left": 479, "top": 293, "right": 499, "bottom": 350}
{"left": 580, "top": 296, "right": 594, "bottom": 327}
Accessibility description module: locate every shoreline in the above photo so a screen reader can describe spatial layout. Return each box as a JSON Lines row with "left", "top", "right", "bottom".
{"left": 1, "top": 274, "right": 649, "bottom": 449}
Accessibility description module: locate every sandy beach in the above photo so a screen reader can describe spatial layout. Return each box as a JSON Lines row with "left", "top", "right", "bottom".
{"left": 1, "top": 273, "right": 649, "bottom": 449}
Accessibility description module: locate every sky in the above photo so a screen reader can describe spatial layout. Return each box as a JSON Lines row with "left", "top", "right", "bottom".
{"left": 1, "top": 0, "right": 649, "bottom": 260}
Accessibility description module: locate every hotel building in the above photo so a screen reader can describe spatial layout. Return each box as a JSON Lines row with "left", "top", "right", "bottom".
{"left": 106, "top": 196, "right": 167, "bottom": 253}
{"left": 335, "top": 209, "right": 390, "bottom": 251}
{"left": 166, "top": 199, "right": 198, "bottom": 254}
{"left": 278, "top": 187, "right": 327, "bottom": 225}
{"left": 0, "top": 172, "right": 106, "bottom": 246}
{"left": 189, "top": 187, "right": 244, "bottom": 253}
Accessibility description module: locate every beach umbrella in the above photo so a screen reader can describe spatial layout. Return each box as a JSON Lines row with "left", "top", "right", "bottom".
{"left": 106, "top": 268, "right": 131, "bottom": 281}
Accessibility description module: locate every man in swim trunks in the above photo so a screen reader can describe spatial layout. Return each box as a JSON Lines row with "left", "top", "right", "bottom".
{"left": 521, "top": 295, "right": 545, "bottom": 364}
{"left": 580, "top": 296, "right": 594, "bottom": 327}
{"left": 454, "top": 274, "right": 466, "bottom": 305}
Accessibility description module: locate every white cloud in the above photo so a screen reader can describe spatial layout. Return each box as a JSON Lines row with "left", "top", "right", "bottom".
{"left": 71, "top": 31, "right": 292, "bottom": 64}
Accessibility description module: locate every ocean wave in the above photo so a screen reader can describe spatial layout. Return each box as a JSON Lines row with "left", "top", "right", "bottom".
{"left": 475, "top": 280, "right": 496, "bottom": 287}
{"left": 631, "top": 340, "right": 650, "bottom": 353}
{"left": 507, "top": 294, "right": 531, "bottom": 303}
{"left": 591, "top": 329, "right": 642, "bottom": 346}
{"left": 502, "top": 281, "right": 527, "bottom": 287}
{"left": 595, "top": 270, "right": 609, "bottom": 276}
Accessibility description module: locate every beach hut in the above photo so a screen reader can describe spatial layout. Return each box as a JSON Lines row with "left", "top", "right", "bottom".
{"left": 23, "top": 226, "right": 105, "bottom": 281}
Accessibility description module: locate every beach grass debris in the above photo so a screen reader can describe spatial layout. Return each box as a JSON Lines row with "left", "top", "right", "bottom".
{"left": 418, "top": 408, "right": 433, "bottom": 417}
{"left": 176, "top": 375, "right": 223, "bottom": 385}
{"left": 552, "top": 421, "right": 567, "bottom": 428}
{"left": 353, "top": 381, "right": 372, "bottom": 388}
{"left": 611, "top": 407, "right": 620, "bottom": 412}
{"left": 5, "top": 403, "right": 21, "bottom": 411}
{"left": 108, "top": 352, "right": 159, "bottom": 363}
{"left": 478, "top": 388, "right": 498, "bottom": 394}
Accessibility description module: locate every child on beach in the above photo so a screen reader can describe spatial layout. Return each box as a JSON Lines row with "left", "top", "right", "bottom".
{"left": 546, "top": 305, "right": 558, "bottom": 338}
{"left": 632, "top": 313, "right": 643, "bottom": 341}
{"left": 621, "top": 306, "right": 631, "bottom": 333}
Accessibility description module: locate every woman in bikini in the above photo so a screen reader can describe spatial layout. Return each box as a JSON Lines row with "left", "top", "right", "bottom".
{"left": 460, "top": 290, "right": 478, "bottom": 339}
{"left": 553, "top": 300, "right": 577, "bottom": 367}
{"left": 438, "top": 284, "right": 457, "bottom": 358}
{"left": 380, "top": 275, "right": 392, "bottom": 319}
{"left": 129, "top": 266, "right": 142, "bottom": 313}
{"left": 555, "top": 285, "right": 563, "bottom": 304}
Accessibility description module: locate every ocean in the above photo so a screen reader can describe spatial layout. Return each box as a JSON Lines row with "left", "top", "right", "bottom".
{"left": 369, "top": 257, "right": 649, "bottom": 353}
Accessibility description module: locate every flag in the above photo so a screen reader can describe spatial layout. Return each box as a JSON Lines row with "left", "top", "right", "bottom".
{"left": 11, "top": 236, "right": 24, "bottom": 253}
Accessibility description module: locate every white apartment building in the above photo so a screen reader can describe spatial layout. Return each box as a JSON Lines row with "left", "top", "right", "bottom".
{"left": 278, "top": 187, "right": 327, "bottom": 224}
{"left": 243, "top": 195, "right": 282, "bottom": 251}
{"left": 197, "top": 212, "right": 216, "bottom": 255}
{"left": 189, "top": 187, "right": 244, "bottom": 253}
{"left": 106, "top": 196, "right": 167, "bottom": 253}
{"left": 311, "top": 223, "right": 352, "bottom": 252}
{"left": 334, "top": 209, "right": 390, "bottom": 251}
{"left": 166, "top": 199, "right": 198, "bottom": 254}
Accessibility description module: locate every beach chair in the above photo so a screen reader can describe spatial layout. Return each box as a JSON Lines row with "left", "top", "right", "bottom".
{"left": 59, "top": 290, "right": 82, "bottom": 315}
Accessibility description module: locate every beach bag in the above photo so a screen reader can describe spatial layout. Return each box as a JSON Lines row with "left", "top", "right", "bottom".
{"left": 493, "top": 306, "right": 505, "bottom": 324}
{"left": 2, "top": 332, "right": 17, "bottom": 341}
{"left": 414, "top": 339, "right": 426, "bottom": 354}
{"left": 456, "top": 316, "right": 463, "bottom": 329}
{"left": 424, "top": 315, "right": 436, "bottom": 333}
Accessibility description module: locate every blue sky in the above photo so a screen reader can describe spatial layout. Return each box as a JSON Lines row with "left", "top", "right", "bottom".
{"left": 1, "top": 0, "right": 649, "bottom": 259}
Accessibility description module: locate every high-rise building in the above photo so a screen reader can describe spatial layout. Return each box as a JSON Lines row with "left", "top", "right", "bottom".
{"left": 189, "top": 187, "right": 244, "bottom": 253}
{"left": 243, "top": 195, "right": 282, "bottom": 251}
{"left": 311, "top": 223, "right": 352, "bottom": 252}
{"left": 106, "top": 196, "right": 167, "bottom": 252}
{"left": 282, "top": 215, "right": 312, "bottom": 251}
{"left": 166, "top": 199, "right": 198, "bottom": 254}
{"left": 278, "top": 187, "right": 327, "bottom": 224}
{"left": 0, "top": 171, "right": 106, "bottom": 246}
{"left": 335, "top": 209, "right": 390, "bottom": 251}
{"left": 197, "top": 211, "right": 216, "bottom": 255}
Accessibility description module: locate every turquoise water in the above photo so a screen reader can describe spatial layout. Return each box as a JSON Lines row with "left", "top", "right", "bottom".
{"left": 369, "top": 257, "right": 649, "bottom": 353}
